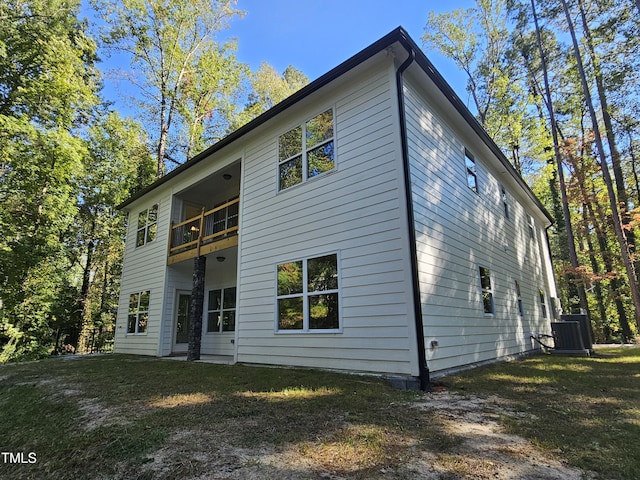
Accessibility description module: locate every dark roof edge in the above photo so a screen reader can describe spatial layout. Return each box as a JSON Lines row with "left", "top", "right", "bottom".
{"left": 117, "top": 27, "right": 406, "bottom": 209}
{"left": 119, "top": 27, "right": 552, "bottom": 224}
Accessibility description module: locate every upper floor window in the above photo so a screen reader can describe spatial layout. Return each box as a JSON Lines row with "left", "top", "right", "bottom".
{"left": 528, "top": 215, "right": 536, "bottom": 241}
{"left": 465, "top": 149, "right": 478, "bottom": 194}
{"left": 207, "top": 287, "right": 236, "bottom": 333}
{"left": 278, "top": 109, "right": 335, "bottom": 191}
{"left": 128, "top": 290, "right": 149, "bottom": 334}
{"left": 276, "top": 253, "right": 339, "bottom": 332}
{"left": 501, "top": 185, "right": 509, "bottom": 219}
{"left": 136, "top": 204, "right": 158, "bottom": 247}
{"left": 479, "top": 266, "right": 494, "bottom": 314}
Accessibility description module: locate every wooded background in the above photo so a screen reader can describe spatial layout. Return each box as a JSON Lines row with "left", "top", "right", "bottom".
{"left": 1, "top": 0, "right": 638, "bottom": 361}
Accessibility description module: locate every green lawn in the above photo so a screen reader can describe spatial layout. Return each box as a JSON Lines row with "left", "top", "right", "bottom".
{"left": 0, "top": 347, "right": 638, "bottom": 479}
{"left": 443, "top": 346, "right": 640, "bottom": 479}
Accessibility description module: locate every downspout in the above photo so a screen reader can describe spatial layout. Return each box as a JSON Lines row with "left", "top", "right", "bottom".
{"left": 395, "top": 45, "right": 430, "bottom": 391}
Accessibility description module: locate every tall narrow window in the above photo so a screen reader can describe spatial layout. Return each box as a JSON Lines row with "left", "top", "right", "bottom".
{"left": 501, "top": 185, "right": 509, "bottom": 219}
{"left": 539, "top": 289, "right": 547, "bottom": 318}
{"left": 207, "top": 287, "right": 236, "bottom": 332}
{"left": 128, "top": 290, "right": 150, "bottom": 334}
{"left": 465, "top": 149, "right": 478, "bottom": 193}
{"left": 515, "top": 280, "right": 524, "bottom": 317}
{"left": 278, "top": 109, "right": 335, "bottom": 190}
{"left": 528, "top": 216, "right": 536, "bottom": 241}
{"left": 276, "top": 254, "right": 339, "bottom": 331}
{"left": 136, "top": 204, "right": 158, "bottom": 247}
{"left": 479, "top": 267, "right": 494, "bottom": 314}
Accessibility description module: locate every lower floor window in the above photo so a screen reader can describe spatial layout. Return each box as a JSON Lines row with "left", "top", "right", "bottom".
{"left": 128, "top": 290, "right": 149, "bottom": 334}
{"left": 539, "top": 289, "right": 547, "bottom": 318}
{"left": 207, "top": 287, "right": 236, "bottom": 332}
{"left": 277, "top": 253, "right": 340, "bottom": 332}
{"left": 479, "top": 267, "right": 494, "bottom": 314}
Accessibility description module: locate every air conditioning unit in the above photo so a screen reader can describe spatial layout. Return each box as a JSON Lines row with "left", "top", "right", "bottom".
{"left": 550, "top": 321, "right": 590, "bottom": 355}
{"left": 560, "top": 314, "right": 593, "bottom": 350}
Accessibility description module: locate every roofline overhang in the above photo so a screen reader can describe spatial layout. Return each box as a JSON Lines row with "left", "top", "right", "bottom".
{"left": 118, "top": 27, "right": 552, "bottom": 224}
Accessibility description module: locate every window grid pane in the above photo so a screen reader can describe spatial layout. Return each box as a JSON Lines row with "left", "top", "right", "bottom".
{"left": 305, "top": 109, "right": 333, "bottom": 148}
{"left": 278, "top": 297, "right": 304, "bottom": 330}
{"left": 307, "top": 141, "right": 334, "bottom": 178}
{"left": 279, "top": 126, "right": 302, "bottom": 162}
{"left": 279, "top": 156, "right": 303, "bottom": 190}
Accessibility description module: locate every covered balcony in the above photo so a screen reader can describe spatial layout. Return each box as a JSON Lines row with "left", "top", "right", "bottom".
{"left": 167, "top": 161, "right": 240, "bottom": 265}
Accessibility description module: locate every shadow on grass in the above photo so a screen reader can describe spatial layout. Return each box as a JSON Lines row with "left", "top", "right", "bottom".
{"left": 2, "top": 349, "right": 638, "bottom": 479}
{"left": 442, "top": 347, "right": 640, "bottom": 479}
{"left": 0, "top": 355, "right": 423, "bottom": 479}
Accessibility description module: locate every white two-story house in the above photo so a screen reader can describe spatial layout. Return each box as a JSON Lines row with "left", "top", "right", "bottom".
{"left": 115, "top": 28, "right": 558, "bottom": 389}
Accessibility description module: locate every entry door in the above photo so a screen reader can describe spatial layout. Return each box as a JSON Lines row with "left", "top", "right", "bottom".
{"left": 174, "top": 293, "right": 191, "bottom": 349}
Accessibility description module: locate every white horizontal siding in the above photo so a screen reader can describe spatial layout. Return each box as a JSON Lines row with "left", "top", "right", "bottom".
{"left": 236, "top": 59, "right": 418, "bottom": 376}
{"left": 114, "top": 192, "right": 171, "bottom": 356}
{"left": 404, "top": 79, "right": 554, "bottom": 374}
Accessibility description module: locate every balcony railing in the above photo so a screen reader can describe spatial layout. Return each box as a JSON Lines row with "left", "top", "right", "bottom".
{"left": 168, "top": 197, "right": 239, "bottom": 262}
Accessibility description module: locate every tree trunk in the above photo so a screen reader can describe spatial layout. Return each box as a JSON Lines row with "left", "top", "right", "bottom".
{"left": 531, "top": 0, "right": 590, "bottom": 315}
{"left": 187, "top": 255, "right": 206, "bottom": 361}
{"left": 580, "top": 205, "right": 606, "bottom": 340}
{"left": 561, "top": 0, "right": 640, "bottom": 334}
{"left": 588, "top": 188, "right": 634, "bottom": 341}
{"left": 629, "top": 131, "right": 640, "bottom": 207}
{"left": 578, "top": 0, "right": 639, "bottom": 276}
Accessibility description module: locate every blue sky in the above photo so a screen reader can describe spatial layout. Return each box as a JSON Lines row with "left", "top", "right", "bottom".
{"left": 93, "top": 0, "right": 475, "bottom": 115}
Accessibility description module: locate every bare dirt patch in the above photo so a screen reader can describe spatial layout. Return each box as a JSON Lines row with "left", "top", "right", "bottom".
{"left": 134, "top": 388, "right": 592, "bottom": 479}
{"left": 407, "top": 389, "right": 591, "bottom": 480}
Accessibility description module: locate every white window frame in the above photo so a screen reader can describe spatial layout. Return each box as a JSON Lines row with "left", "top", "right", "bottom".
{"left": 501, "top": 184, "right": 510, "bottom": 219}
{"left": 528, "top": 215, "right": 536, "bottom": 241}
{"left": 206, "top": 286, "right": 237, "bottom": 333}
{"left": 277, "top": 107, "right": 336, "bottom": 192}
{"left": 515, "top": 280, "right": 524, "bottom": 317}
{"left": 275, "top": 252, "right": 341, "bottom": 333}
{"left": 127, "top": 290, "right": 150, "bottom": 335}
{"left": 136, "top": 204, "right": 158, "bottom": 247}
{"left": 539, "top": 289, "right": 547, "bottom": 318}
{"left": 465, "top": 148, "right": 478, "bottom": 194}
{"left": 479, "top": 266, "right": 495, "bottom": 315}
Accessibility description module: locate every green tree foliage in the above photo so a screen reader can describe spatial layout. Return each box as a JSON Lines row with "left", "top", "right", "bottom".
{"left": 0, "top": 0, "right": 101, "bottom": 361}
{"left": 423, "top": 0, "right": 538, "bottom": 173}
{"left": 92, "top": 0, "right": 247, "bottom": 177}
{"left": 74, "top": 112, "right": 155, "bottom": 353}
{"left": 0, "top": 1, "right": 155, "bottom": 361}
{"left": 426, "top": 0, "right": 640, "bottom": 341}
{"left": 232, "top": 63, "right": 309, "bottom": 129}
